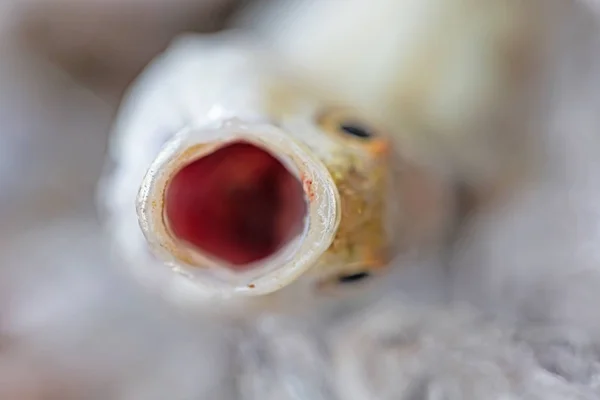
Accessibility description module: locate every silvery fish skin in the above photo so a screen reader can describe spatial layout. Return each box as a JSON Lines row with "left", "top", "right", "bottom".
{"left": 98, "top": 33, "right": 454, "bottom": 313}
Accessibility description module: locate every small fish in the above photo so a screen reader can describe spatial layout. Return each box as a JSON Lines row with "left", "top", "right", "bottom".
{"left": 98, "top": 33, "right": 451, "bottom": 310}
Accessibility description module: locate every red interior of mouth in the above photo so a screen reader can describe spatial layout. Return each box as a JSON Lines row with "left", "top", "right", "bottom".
{"left": 165, "top": 141, "right": 307, "bottom": 270}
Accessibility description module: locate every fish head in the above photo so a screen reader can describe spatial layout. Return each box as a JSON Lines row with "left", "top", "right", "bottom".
{"left": 101, "top": 34, "right": 451, "bottom": 307}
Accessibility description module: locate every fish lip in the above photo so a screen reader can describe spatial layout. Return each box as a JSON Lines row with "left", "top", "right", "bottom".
{"left": 136, "top": 118, "right": 341, "bottom": 298}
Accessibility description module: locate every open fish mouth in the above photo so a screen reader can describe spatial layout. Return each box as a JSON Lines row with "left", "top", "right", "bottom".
{"left": 135, "top": 120, "right": 340, "bottom": 297}
{"left": 164, "top": 141, "right": 307, "bottom": 269}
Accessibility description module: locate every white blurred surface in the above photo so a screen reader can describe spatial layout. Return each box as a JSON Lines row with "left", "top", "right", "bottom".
{"left": 0, "top": 12, "right": 236, "bottom": 399}
{"left": 1, "top": 1, "right": 600, "bottom": 399}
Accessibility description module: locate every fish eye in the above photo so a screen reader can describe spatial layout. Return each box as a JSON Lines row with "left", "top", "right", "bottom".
{"left": 316, "top": 270, "right": 374, "bottom": 292}
{"left": 339, "top": 123, "right": 373, "bottom": 139}
{"left": 337, "top": 271, "right": 371, "bottom": 284}
{"left": 317, "top": 108, "right": 378, "bottom": 141}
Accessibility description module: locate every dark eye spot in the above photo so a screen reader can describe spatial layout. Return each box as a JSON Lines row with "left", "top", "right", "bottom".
{"left": 338, "top": 272, "right": 371, "bottom": 284}
{"left": 340, "top": 123, "right": 373, "bottom": 139}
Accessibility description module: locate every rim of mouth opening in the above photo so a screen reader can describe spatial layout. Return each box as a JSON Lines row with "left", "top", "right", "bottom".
{"left": 136, "top": 119, "right": 341, "bottom": 297}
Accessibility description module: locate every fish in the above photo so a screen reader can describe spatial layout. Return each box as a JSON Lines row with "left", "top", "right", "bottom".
{"left": 97, "top": 32, "right": 454, "bottom": 312}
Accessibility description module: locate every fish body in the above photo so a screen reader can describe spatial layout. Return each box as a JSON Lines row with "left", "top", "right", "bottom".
{"left": 239, "top": 0, "right": 553, "bottom": 188}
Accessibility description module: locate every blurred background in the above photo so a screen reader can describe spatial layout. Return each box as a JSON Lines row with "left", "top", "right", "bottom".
{"left": 0, "top": 1, "right": 247, "bottom": 398}
{"left": 1, "top": 0, "right": 600, "bottom": 399}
